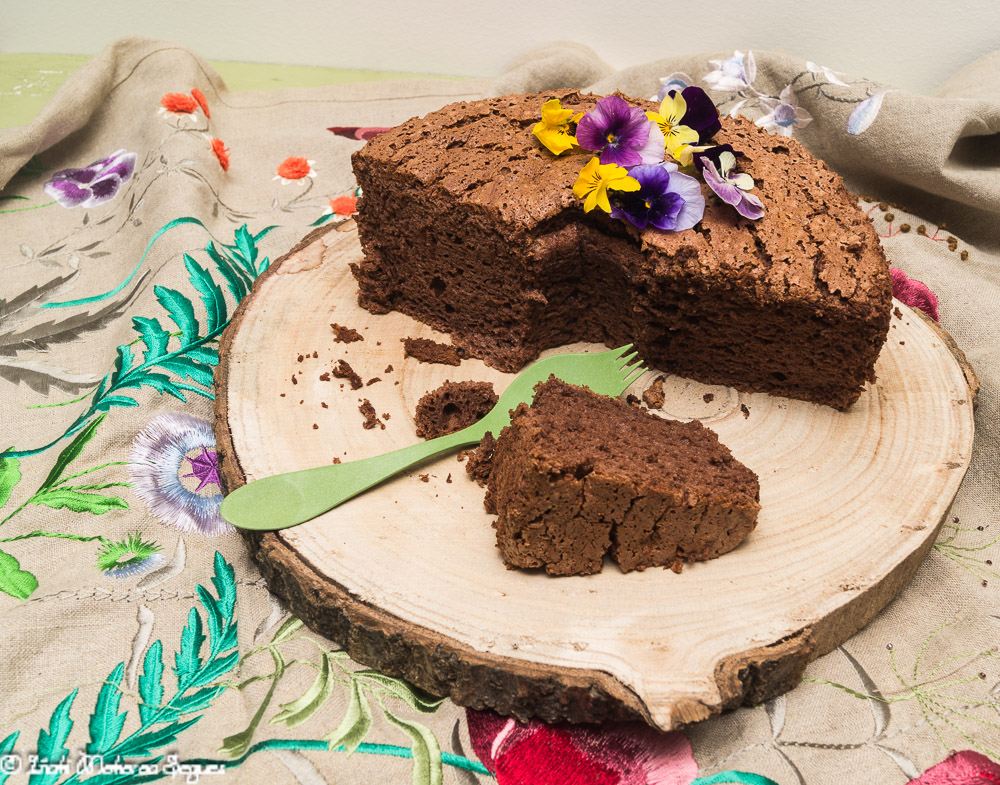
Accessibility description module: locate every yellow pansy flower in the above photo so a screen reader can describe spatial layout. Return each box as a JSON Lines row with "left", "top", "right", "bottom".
{"left": 532, "top": 98, "right": 579, "bottom": 156}
{"left": 646, "top": 92, "right": 699, "bottom": 159}
{"left": 672, "top": 143, "right": 712, "bottom": 168}
{"left": 572, "top": 157, "right": 640, "bottom": 213}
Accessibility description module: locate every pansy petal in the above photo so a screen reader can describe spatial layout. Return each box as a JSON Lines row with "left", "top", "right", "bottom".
{"left": 636, "top": 122, "right": 667, "bottom": 165}
{"left": 43, "top": 179, "right": 91, "bottom": 208}
{"left": 702, "top": 160, "right": 744, "bottom": 206}
{"left": 98, "top": 150, "right": 137, "bottom": 181}
{"left": 678, "top": 86, "right": 722, "bottom": 142}
{"left": 735, "top": 191, "right": 765, "bottom": 220}
{"left": 83, "top": 175, "right": 122, "bottom": 206}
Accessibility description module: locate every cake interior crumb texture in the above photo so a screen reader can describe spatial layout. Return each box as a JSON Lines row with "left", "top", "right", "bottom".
{"left": 351, "top": 90, "right": 892, "bottom": 410}
{"left": 414, "top": 380, "right": 499, "bottom": 439}
{"left": 484, "top": 378, "right": 761, "bottom": 576}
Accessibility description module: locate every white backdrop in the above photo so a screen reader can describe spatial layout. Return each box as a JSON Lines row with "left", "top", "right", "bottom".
{"left": 3, "top": 0, "right": 999, "bottom": 94}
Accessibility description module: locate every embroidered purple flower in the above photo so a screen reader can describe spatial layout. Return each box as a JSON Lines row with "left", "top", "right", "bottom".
{"left": 96, "top": 532, "right": 165, "bottom": 580}
{"left": 755, "top": 85, "right": 813, "bottom": 137}
{"left": 129, "top": 414, "right": 230, "bottom": 536}
{"left": 43, "top": 149, "right": 137, "bottom": 209}
{"left": 700, "top": 150, "right": 764, "bottom": 220}
{"left": 890, "top": 268, "right": 940, "bottom": 321}
{"left": 610, "top": 162, "right": 705, "bottom": 232}
{"left": 654, "top": 72, "right": 694, "bottom": 102}
{"left": 705, "top": 50, "right": 757, "bottom": 93}
{"left": 576, "top": 95, "right": 665, "bottom": 167}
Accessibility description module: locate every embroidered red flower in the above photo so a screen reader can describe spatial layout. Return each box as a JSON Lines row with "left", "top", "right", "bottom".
{"left": 160, "top": 92, "right": 198, "bottom": 114}
{"left": 274, "top": 156, "right": 317, "bottom": 185}
{"left": 466, "top": 709, "right": 699, "bottom": 785}
{"left": 329, "top": 195, "right": 358, "bottom": 215}
{"left": 907, "top": 750, "right": 1000, "bottom": 784}
{"left": 210, "top": 138, "right": 230, "bottom": 171}
{"left": 890, "top": 268, "right": 940, "bottom": 321}
{"left": 191, "top": 88, "right": 211, "bottom": 118}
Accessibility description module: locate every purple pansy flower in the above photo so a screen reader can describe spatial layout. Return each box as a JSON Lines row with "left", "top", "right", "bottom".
{"left": 701, "top": 151, "right": 764, "bottom": 220}
{"left": 668, "top": 87, "right": 721, "bottom": 143}
{"left": 692, "top": 144, "right": 743, "bottom": 175}
{"left": 43, "top": 149, "right": 137, "bottom": 209}
{"left": 576, "top": 95, "right": 665, "bottom": 167}
{"left": 610, "top": 162, "right": 705, "bottom": 232}
{"left": 129, "top": 413, "right": 231, "bottom": 536}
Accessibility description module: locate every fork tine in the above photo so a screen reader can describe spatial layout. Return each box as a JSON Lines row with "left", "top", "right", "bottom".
{"left": 623, "top": 363, "right": 647, "bottom": 386}
{"left": 616, "top": 350, "right": 639, "bottom": 370}
{"left": 610, "top": 343, "right": 634, "bottom": 360}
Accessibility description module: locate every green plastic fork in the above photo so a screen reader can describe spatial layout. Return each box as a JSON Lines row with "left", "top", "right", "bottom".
{"left": 220, "top": 344, "right": 645, "bottom": 531}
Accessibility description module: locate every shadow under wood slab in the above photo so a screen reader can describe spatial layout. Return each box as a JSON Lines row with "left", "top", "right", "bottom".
{"left": 213, "top": 221, "right": 977, "bottom": 731}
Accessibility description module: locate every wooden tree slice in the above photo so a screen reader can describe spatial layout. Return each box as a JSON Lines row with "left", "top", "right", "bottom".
{"left": 214, "top": 221, "right": 977, "bottom": 731}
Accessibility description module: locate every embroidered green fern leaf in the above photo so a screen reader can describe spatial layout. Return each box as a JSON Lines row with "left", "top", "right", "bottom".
{"left": 358, "top": 671, "right": 444, "bottom": 713}
{"left": 271, "top": 651, "right": 335, "bottom": 728}
{"left": 94, "top": 394, "right": 139, "bottom": 412}
{"left": 193, "top": 651, "right": 239, "bottom": 687}
{"left": 0, "top": 550, "right": 38, "bottom": 600}
{"left": 188, "top": 345, "right": 219, "bottom": 366}
{"left": 0, "top": 454, "right": 21, "bottom": 508}
{"left": 132, "top": 316, "right": 171, "bottom": 363}
{"left": 86, "top": 662, "right": 128, "bottom": 755}
{"left": 171, "top": 685, "right": 224, "bottom": 714}
{"left": 31, "top": 488, "right": 129, "bottom": 514}
{"left": 30, "top": 689, "right": 77, "bottom": 785}
{"left": 325, "top": 679, "right": 373, "bottom": 755}
{"left": 175, "top": 607, "right": 205, "bottom": 684}
{"left": 0, "top": 731, "right": 20, "bottom": 785}
{"left": 154, "top": 285, "right": 199, "bottom": 345}
{"left": 270, "top": 616, "right": 304, "bottom": 645}
{"left": 183, "top": 254, "right": 227, "bottom": 334}
{"left": 138, "top": 640, "right": 164, "bottom": 725}
{"left": 381, "top": 705, "right": 443, "bottom": 785}
{"left": 232, "top": 225, "right": 259, "bottom": 277}
{"left": 210, "top": 551, "right": 237, "bottom": 642}
{"left": 39, "top": 413, "right": 106, "bottom": 490}
{"left": 196, "top": 583, "right": 225, "bottom": 658}
{"left": 114, "top": 716, "right": 201, "bottom": 758}
{"left": 111, "top": 343, "right": 135, "bottom": 386}
{"left": 157, "top": 356, "right": 214, "bottom": 389}
{"left": 117, "top": 371, "right": 188, "bottom": 402}
{"left": 205, "top": 243, "right": 249, "bottom": 301}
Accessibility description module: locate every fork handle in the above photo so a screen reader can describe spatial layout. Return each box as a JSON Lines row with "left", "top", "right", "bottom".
{"left": 220, "top": 422, "right": 487, "bottom": 531}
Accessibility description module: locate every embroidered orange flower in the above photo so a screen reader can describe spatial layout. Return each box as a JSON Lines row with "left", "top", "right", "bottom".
{"left": 161, "top": 92, "right": 198, "bottom": 114}
{"left": 191, "top": 88, "right": 211, "bottom": 118}
{"left": 274, "top": 156, "right": 316, "bottom": 185}
{"left": 329, "top": 195, "right": 357, "bottom": 215}
{"left": 210, "top": 138, "right": 230, "bottom": 171}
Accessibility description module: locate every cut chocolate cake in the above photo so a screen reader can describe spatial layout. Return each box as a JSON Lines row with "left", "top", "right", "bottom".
{"left": 351, "top": 90, "right": 892, "bottom": 410}
{"left": 482, "top": 378, "right": 760, "bottom": 576}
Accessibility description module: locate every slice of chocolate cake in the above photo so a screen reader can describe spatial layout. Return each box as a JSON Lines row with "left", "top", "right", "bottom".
{"left": 414, "top": 380, "right": 499, "bottom": 439}
{"left": 482, "top": 378, "right": 760, "bottom": 576}
{"left": 351, "top": 90, "right": 892, "bottom": 410}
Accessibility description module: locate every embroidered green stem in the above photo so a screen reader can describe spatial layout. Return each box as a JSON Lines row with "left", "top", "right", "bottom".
{"left": 691, "top": 772, "right": 781, "bottom": 785}
{"left": 27, "top": 389, "right": 100, "bottom": 409}
{"left": 0, "top": 199, "right": 56, "bottom": 214}
{"left": 0, "top": 531, "right": 106, "bottom": 544}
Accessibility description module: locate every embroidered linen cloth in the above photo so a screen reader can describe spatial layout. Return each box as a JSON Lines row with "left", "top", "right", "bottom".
{"left": 1, "top": 37, "right": 999, "bottom": 785}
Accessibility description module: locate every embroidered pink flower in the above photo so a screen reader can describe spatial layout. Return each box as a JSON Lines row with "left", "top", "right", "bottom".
{"left": 274, "top": 156, "right": 317, "bottom": 185}
{"left": 891, "top": 268, "right": 940, "bottom": 321}
{"left": 210, "top": 137, "right": 230, "bottom": 171}
{"left": 191, "top": 87, "right": 211, "bottom": 118}
{"left": 466, "top": 709, "right": 698, "bottom": 785}
{"left": 906, "top": 750, "right": 1000, "bottom": 784}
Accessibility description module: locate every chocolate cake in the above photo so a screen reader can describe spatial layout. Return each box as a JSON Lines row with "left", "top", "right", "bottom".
{"left": 482, "top": 378, "right": 760, "bottom": 576}
{"left": 351, "top": 90, "right": 892, "bottom": 410}
{"left": 414, "top": 380, "right": 499, "bottom": 439}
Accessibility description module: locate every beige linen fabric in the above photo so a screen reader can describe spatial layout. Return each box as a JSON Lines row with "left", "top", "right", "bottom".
{"left": 1, "top": 36, "right": 998, "bottom": 784}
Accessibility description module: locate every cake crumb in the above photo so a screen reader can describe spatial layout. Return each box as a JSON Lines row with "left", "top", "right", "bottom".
{"left": 366, "top": 377, "right": 381, "bottom": 386}
{"left": 418, "top": 473, "right": 430, "bottom": 483}
{"left": 332, "top": 457, "right": 341, "bottom": 464}
{"left": 625, "top": 394, "right": 641, "bottom": 407}
{"left": 321, "top": 402, "right": 328, "bottom": 408}
{"left": 465, "top": 431, "right": 496, "bottom": 486}
{"left": 414, "top": 380, "right": 498, "bottom": 439}
{"left": 319, "top": 372, "right": 331, "bottom": 381}
{"left": 297, "top": 354, "right": 304, "bottom": 362}
{"left": 446, "top": 473, "right": 452, "bottom": 483}
{"left": 703, "top": 393, "right": 715, "bottom": 403}
{"left": 893, "top": 307, "right": 903, "bottom": 319}
{"left": 359, "top": 399, "right": 385, "bottom": 430}
{"left": 642, "top": 375, "right": 667, "bottom": 409}
{"left": 291, "top": 375, "right": 298, "bottom": 385}
{"left": 312, "top": 423, "right": 318, "bottom": 429}
{"left": 382, "top": 413, "right": 391, "bottom": 420}
{"left": 740, "top": 403, "right": 750, "bottom": 419}
{"left": 333, "top": 359, "right": 363, "bottom": 390}
{"left": 312, "top": 351, "right": 318, "bottom": 358}
{"left": 384, "top": 364, "right": 394, "bottom": 374}
{"left": 331, "top": 323, "right": 364, "bottom": 343}
{"left": 669, "top": 558, "right": 684, "bottom": 574}
{"left": 279, "top": 393, "right": 285, "bottom": 397}
{"left": 403, "top": 336, "right": 465, "bottom": 366}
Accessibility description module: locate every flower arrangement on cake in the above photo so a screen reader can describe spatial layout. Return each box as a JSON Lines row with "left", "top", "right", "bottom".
{"left": 531, "top": 89, "right": 764, "bottom": 231}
